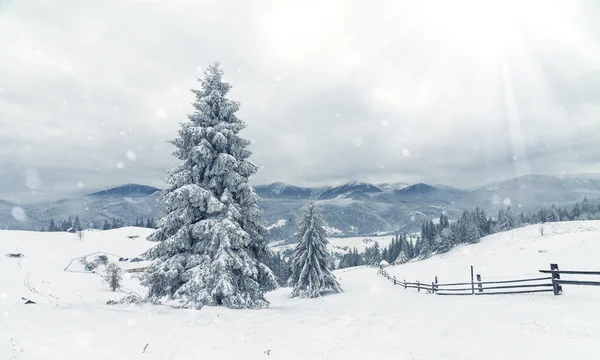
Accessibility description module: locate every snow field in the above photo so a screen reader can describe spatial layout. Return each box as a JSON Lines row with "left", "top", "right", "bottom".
{"left": 1, "top": 222, "right": 599, "bottom": 359}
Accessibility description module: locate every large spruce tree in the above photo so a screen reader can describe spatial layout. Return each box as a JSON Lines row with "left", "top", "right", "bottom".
{"left": 142, "top": 63, "right": 277, "bottom": 309}
{"left": 288, "top": 201, "right": 342, "bottom": 298}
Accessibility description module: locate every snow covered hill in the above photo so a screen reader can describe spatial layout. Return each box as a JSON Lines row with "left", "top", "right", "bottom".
{"left": 0, "top": 227, "right": 155, "bottom": 305}
{"left": 1, "top": 222, "right": 599, "bottom": 359}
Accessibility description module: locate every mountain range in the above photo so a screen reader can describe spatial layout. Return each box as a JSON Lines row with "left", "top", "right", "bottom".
{"left": 2, "top": 174, "right": 600, "bottom": 242}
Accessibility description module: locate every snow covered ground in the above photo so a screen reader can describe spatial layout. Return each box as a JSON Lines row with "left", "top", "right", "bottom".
{"left": 2, "top": 222, "right": 600, "bottom": 359}
{"left": 270, "top": 234, "right": 395, "bottom": 254}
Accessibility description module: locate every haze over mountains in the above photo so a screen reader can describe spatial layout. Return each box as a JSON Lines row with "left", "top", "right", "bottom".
{"left": 2, "top": 174, "right": 600, "bottom": 242}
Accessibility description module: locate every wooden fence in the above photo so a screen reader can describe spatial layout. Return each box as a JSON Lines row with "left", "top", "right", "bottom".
{"left": 378, "top": 263, "right": 600, "bottom": 296}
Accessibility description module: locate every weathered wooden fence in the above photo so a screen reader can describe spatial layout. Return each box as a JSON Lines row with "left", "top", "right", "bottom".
{"left": 538, "top": 263, "right": 600, "bottom": 295}
{"left": 378, "top": 263, "right": 600, "bottom": 296}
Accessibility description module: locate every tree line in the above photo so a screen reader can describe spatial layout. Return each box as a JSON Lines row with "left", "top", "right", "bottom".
{"left": 44, "top": 216, "right": 157, "bottom": 232}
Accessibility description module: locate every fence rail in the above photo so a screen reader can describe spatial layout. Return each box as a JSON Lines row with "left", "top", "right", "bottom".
{"left": 379, "top": 263, "right": 600, "bottom": 297}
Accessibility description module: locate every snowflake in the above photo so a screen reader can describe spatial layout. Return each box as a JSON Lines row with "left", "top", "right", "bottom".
{"left": 126, "top": 151, "right": 137, "bottom": 161}
{"left": 11, "top": 207, "right": 27, "bottom": 222}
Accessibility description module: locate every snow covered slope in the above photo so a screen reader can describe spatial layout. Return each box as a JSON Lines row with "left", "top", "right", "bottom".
{"left": 387, "top": 220, "right": 600, "bottom": 290}
{"left": 270, "top": 234, "right": 395, "bottom": 254}
{"left": 0, "top": 227, "right": 155, "bottom": 305}
{"left": 1, "top": 222, "right": 600, "bottom": 359}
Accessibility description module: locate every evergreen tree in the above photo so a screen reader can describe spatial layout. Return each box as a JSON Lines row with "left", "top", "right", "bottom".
{"left": 142, "top": 63, "right": 277, "bottom": 309}
{"left": 475, "top": 207, "right": 490, "bottom": 235}
{"left": 74, "top": 216, "right": 82, "bottom": 231}
{"left": 102, "top": 219, "right": 110, "bottom": 230}
{"left": 365, "top": 241, "right": 383, "bottom": 266}
{"left": 435, "top": 227, "right": 454, "bottom": 253}
{"left": 288, "top": 201, "right": 341, "bottom": 298}
{"left": 571, "top": 203, "right": 582, "bottom": 220}
{"left": 546, "top": 205, "right": 560, "bottom": 223}
{"left": 463, "top": 219, "right": 481, "bottom": 244}
{"left": 518, "top": 212, "right": 527, "bottom": 225}
{"left": 438, "top": 213, "right": 450, "bottom": 230}
{"left": 60, "top": 219, "right": 69, "bottom": 232}
{"left": 381, "top": 247, "right": 390, "bottom": 263}
{"left": 558, "top": 207, "right": 570, "bottom": 221}
{"left": 394, "top": 251, "right": 408, "bottom": 265}
{"left": 537, "top": 208, "right": 548, "bottom": 223}
{"left": 495, "top": 206, "right": 519, "bottom": 232}
{"left": 405, "top": 236, "right": 415, "bottom": 259}
{"left": 48, "top": 218, "right": 57, "bottom": 232}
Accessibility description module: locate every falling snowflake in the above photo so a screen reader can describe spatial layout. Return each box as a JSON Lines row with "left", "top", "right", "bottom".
{"left": 382, "top": 119, "right": 389, "bottom": 127}
{"left": 11, "top": 207, "right": 27, "bottom": 222}
{"left": 156, "top": 109, "right": 166, "bottom": 118}
{"left": 503, "top": 198, "right": 512, "bottom": 206}
{"left": 276, "top": 76, "right": 282, "bottom": 82}
{"left": 24, "top": 168, "right": 41, "bottom": 189}
{"left": 77, "top": 181, "right": 85, "bottom": 188}
{"left": 401, "top": 148, "right": 410, "bottom": 157}
{"left": 116, "top": 162, "right": 124, "bottom": 169}
{"left": 126, "top": 151, "right": 137, "bottom": 161}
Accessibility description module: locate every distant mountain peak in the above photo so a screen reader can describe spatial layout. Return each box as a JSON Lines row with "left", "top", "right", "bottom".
{"left": 376, "top": 182, "right": 410, "bottom": 192}
{"left": 87, "top": 184, "right": 161, "bottom": 197}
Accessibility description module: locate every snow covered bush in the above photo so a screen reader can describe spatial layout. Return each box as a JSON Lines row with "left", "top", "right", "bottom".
{"left": 96, "top": 255, "right": 109, "bottom": 265}
{"left": 142, "top": 63, "right": 277, "bottom": 309}
{"left": 288, "top": 201, "right": 342, "bottom": 298}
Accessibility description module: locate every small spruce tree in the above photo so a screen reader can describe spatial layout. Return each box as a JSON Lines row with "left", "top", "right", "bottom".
{"left": 288, "top": 201, "right": 342, "bottom": 298}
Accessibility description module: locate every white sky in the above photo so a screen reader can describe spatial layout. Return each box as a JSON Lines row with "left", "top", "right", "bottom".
{"left": 1, "top": 0, "right": 600, "bottom": 202}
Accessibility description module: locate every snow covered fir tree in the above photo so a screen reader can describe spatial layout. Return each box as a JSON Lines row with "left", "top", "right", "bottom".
{"left": 288, "top": 200, "right": 342, "bottom": 298}
{"left": 142, "top": 62, "right": 278, "bottom": 309}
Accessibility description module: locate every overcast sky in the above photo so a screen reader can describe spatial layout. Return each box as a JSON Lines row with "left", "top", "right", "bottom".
{"left": 1, "top": 0, "right": 600, "bottom": 202}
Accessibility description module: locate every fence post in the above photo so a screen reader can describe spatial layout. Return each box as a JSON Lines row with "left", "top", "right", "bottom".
{"left": 403, "top": 279, "right": 407, "bottom": 289}
{"left": 434, "top": 276, "right": 438, "bottom": 293}
{"left": 470, "top": 265, "right": 475, "bottom": 295}
{"left": 550, "top": 263, "right": 562, "bottom": 295}
{"left": 417, "top": 280, "right": 420, "bottom": 292}
{"left": 393, "top": 276, "right": 397, "bottom": 285}
{"left": 431, "top": 281, "right": 435, "bottom": 294}
{"left": 476, "top": 274, "right": 483, "bottom": 293}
